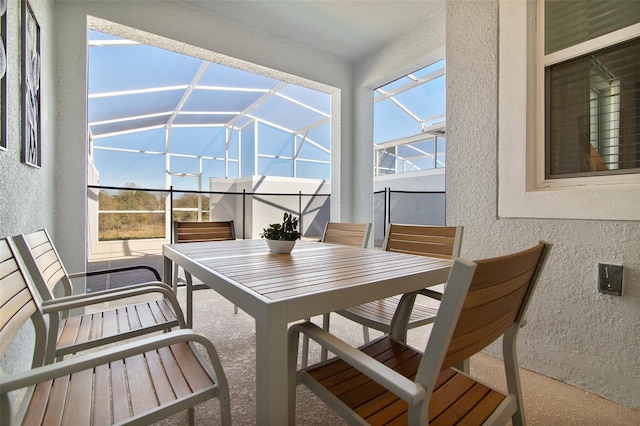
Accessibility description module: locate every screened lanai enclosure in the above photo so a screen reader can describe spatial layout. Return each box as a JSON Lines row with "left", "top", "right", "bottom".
{"left": 88, "top": 30, "right": 332, "bottom": 190}
{"left": 87, "top": 29, "right": 334, "bottom": 245}
{"left": 86, "top": 27, "right": 446, "bottom": 250}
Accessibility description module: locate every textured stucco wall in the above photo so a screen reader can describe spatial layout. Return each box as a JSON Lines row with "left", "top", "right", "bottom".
{"left": 446, "top": 0, "right": 639, "bottom": 409}
{"left": 0, "top": 0, "right": 55, "bottom": 239}
{"left": 0, "top": 0, "right": 55, "bottom": 404}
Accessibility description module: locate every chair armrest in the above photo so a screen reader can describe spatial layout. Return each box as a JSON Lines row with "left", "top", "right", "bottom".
{"left": 0, "top": 330, "right": 218, "bottom": 395}
{"left": 41, "top": 283, "right": 179, "bottom": 315}
{"left": 68, "top": 264, "right": 161, "bottom": 281}
{"left": 290, "top": 322, "right": 426, "bottom": 405}
{"left": 46, "top": 281, "right": 171, "bottom": 304}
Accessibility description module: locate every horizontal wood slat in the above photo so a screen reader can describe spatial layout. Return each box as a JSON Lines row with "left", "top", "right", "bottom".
{"left": 43, "top": 375, "right": 69, "bottom": 425}
{"left": 0, "top": 287, "right": 38, "bottom": 356}
{"left": 341, "top": 297, "right": 439, "bottom": 325}
{"left": 158, "top": 345, "right": 192, "bottom": 399}
{"left": 93, "top": 364, "right": 112, "bottom": 426}
{"left": 15, "top": 229, "right": 183, "bottom": 361}
{"left": 55, "top": 302, "right": 180, "bottom": 355}
{"left": 168, "top": 240, "right": 451, "bottom": 302}
{"left": 334, "top": 224, "right": 461, "bottom": 337}
{"left": 36, "top": 247, "right": 66, "bottom": 289}
{"left": 305, "top": 336, "right": 505, "bottom": 426}
{"left": 441, "top": 243, "right": 545, "bottom": 370}
{"left": 64, "top": 369, "right": 93, "bottom": 425}
{"left": 2, "top": 236, "right": 229, "bottom": 425}
{"left": 297, "top": 243, "right": 548, "bottom": 426}
{"left": 23, "top": 228, "right": 50, "bottom": 248}
{"left": 385, "top": 224, "right": 458, "bottom": 260}
{"left": 22, "top": 379, "right": 52, "bottom": 425}
{"left": 175, "top": 221, "right": 235, "bottom": 243}
{"left": 322, "top": 222, "right": 371, "bottom": 248}
{"left": 388, "top": 224, "right": 457, "bottom": 238}
{"left": 24, "top": 345, "right": 217, "bottom": 425}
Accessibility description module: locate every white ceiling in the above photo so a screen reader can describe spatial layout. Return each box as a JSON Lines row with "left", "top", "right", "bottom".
{"left": 180, "top": 1, "right": 445, "bottom": 62}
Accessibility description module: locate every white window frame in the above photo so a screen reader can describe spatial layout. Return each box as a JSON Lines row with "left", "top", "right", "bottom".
{"left": 498, "top": 0, "right": 640, "bottom": 221}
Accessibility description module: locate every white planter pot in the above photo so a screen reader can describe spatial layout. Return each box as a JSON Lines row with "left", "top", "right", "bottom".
{"left": 265, "top": 239, "right": 296, "bottom": 254}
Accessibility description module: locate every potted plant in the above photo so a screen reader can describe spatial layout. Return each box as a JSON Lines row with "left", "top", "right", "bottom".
{"left": 260, "top": 212, "right": 301, "bottom": 253}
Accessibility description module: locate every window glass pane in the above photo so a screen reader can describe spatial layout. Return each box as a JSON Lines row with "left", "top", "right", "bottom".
{"left": 376, "top": 148, "right": 396, "bottom": 175}
{"left": 374, "top": 61, "right": 446, "bottom": 175}
{"left": 394, "top": 75, "right": 446, "bottom": 124}
{"left": 89, "top": 29, "right": 331, "bottom": 186}
{"left": 94, "top": 128, "right": 166, "bottom": 151}
{"left": 94, "top": 150, "right": 166, "bottom": 189}
{"left": 295, "top": 161, "right": 330, "bottom": 180}
{"left": 202, "top": 158, "right": 227, "bottom": 180}
{"left": 227, "top": 160, "right": 239, "bottom": 178}
{"left": 306, "top": 123, "right": 330, "bottom": 151}
{"left": 227, "top": 130, "right": 239, "bottom": 157}
{"left": 258, "top": 123, "right": 293, "bottom": 156}
{"left": 170, "top": 156, "right": 201, "bottom": 175}
{"left": 297, "top": 142, "right": 330, "bottom": 162}
{"left": 171, "top": 176, "right": 199, "bottom": 191}
{"left": 545, "top": 0, "right": 640, "bottom": 54}
{"left": 437, "top": 137, "right": 446, "bottom": 168}
{"left": 258, "top": 157, "right": 292, "bottom": 177}
{"left": 241, "top": 125, "right": 255, "bottom": 177}
{"left": 373, "top": 99, "right": 422, "bottom": 143}
{"left": 170, "top": 127, "right": 226, "bottom": 157}
{"left": 546, "top": 37, "right": 640, "bottom": 177}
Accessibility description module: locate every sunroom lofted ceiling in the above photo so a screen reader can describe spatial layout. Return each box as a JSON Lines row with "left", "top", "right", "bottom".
{"left": 87, "top": 31, "right": 330, "bottom": 142}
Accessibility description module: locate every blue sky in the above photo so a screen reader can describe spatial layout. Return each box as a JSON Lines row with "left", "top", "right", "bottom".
{"left": 88, "top": 30, "right": 445, "bottom": 189}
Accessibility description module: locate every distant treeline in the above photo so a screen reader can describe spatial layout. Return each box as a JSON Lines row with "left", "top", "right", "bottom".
{"left": 98, "top": 188, "right": 209, "bottom": 240}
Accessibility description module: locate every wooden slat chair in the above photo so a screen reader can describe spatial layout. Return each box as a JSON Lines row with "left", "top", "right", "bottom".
{"left": 0, "top": 237, "right": 231, "bottom": 426}
{"left": 13, "top": 229, "right": 186, "bottom": 364}
{"left": 173, "top": 221, "right": 236, "bottom": 326}
{"left": 334, "top": 224, "right": 463, "bottom": 345}
{"left": 301, "top": 222, "right": 371, "bottom": 366}
{"left": 321, "top": 221, "right": 372, "bottom": 248}
{"left": 289, "top": 242, "right": 551, "bottom": 426}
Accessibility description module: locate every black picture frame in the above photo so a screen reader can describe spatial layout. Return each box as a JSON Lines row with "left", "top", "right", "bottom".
{"left": 0, "top": 0, "right": 7, "bottom": 152}
{"left": 22, "top": 0, "right": 40, "bottom": 167}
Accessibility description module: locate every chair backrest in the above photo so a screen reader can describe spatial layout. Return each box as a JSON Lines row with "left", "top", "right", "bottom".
{"left": 0, "top": 238, "right": 46, "bottom": 368}
{"left": 383, "top": 224, "right": 463, "bottom": 259}
{"left": 321, "top": 222, "right": 372, "bottom": 248}
{"left": 13, "top": 229, "right": 73, "bottom": 302}
{"left": 417, "top": 242, "right": 551, "bottom": 387}
{"left": 173, "top": 220, "right": 235, "bottom": 243}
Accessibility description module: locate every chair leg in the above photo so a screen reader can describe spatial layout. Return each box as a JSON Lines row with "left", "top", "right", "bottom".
{"left": 187, "top": 407, "right": 195, "bottom": 426}
{"left": 362, "top": 325, "right": 370, "bottom": 343}
{"left": 454, "top": 359, "right": 470, "bottom": 374}
{"left": 173, "top": 264, "right": 180, "bottom": 295}
{"left": 288, "top": 325, "right": 302, "bottom": 424}
{"left": 185, "top": 272, "right": 194, "bottom": 329}
{"left": 321, "top": 313, "right": 330, "bottom": 361}
{"left": 504, "top": 325, "right": 525, "bottom": 426}
{"left": 46, "top": 316, "right": 60, "bottom": 364}
{"left": 301, "top": 318, "right": 310, "bottom": 368}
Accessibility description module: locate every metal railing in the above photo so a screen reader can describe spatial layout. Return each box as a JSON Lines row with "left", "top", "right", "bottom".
{"left": 88, "top": 185, "right": 331, "bottom": 242}
{"left": 374, "top": 187, "right": 446, "bottom": 245}
{"left": 88, "top": 185, "right": 445, "bottom": 246}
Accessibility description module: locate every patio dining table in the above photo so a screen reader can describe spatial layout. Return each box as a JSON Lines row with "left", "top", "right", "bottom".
{"left": 163, "top": 238, "right": 453, "bottom": 425}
